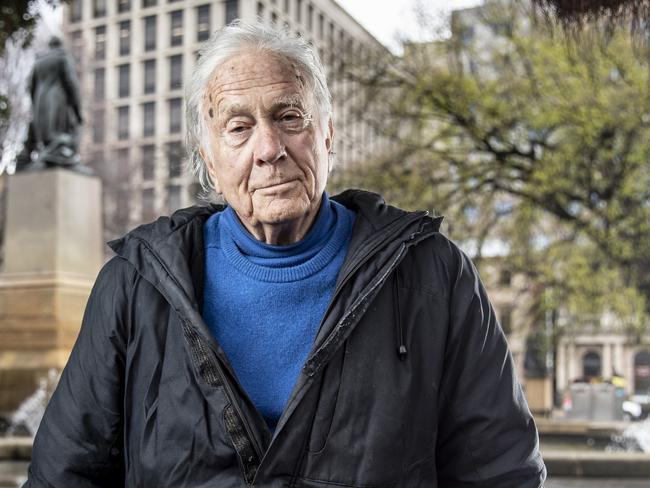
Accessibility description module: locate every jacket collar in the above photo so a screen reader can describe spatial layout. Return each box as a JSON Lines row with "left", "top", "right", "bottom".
{"left": 107, "top": 189, "right": 442, "bottom": 316}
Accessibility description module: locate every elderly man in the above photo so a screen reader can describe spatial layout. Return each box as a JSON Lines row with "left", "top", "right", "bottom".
{"left": 26, "top": 23, "right": 546, "bottom": 487}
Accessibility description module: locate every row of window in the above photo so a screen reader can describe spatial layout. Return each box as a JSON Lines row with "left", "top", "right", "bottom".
{"left": 70, "top": 0, "right": 236, "bottom": 23}
{"left": 77, "top": 0, "right": 346, "bottom": 52}
{"left": 140, "top": 143, "right": 185, "bottom": 180}
{"left": 256, "top": 0, "right": 338, "bottom": 43}
{"left": 94, "top": 55, "right": 183, "bottom": 101}
{"left": 91, "top": 6, "right": 210, "bottom": 61}
{"left": 108, "top": 144, "right": 184, "bottom": 219}
{"left": 142, "top": 184, "right": 184, "bottom": 220}
{"left": 91, "top": 100, "right": 182, "bottom": 143}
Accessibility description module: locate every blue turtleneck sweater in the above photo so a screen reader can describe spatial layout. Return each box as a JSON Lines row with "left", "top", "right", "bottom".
{"left": 202, "top": 194, "right": 356, "bottom": 429}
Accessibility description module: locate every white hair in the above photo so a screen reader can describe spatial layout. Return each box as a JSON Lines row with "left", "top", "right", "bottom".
{"left": 185, "top": 21, "right": 333, "bottom": 194}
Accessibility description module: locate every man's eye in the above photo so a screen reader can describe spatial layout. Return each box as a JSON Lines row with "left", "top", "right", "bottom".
{"left": 228, "top": 125, "right": 248, "bottom": 134}
{"left": 279, "top": 111, "right": 304, "bottom": 127}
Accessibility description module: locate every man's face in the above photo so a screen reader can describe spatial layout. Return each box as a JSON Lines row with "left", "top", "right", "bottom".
{"left": 201, "top": 50, "right": 332, "bottom": 238}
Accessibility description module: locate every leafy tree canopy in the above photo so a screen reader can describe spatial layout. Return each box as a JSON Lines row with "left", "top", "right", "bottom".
{"left": 334, "top": 0, "right": 649, "bottom": 338}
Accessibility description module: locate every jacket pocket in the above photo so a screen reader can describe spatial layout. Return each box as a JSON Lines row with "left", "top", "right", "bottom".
{"left": 307, "top": 344, "right": 346, "bottom": 453}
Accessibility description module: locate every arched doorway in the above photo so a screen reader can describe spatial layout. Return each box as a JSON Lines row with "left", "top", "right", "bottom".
{"left": 634, "top": 350, "right": 650, "bottom": 394}
{"left": 582, "top": 350, "right": 602, "bottom": 379}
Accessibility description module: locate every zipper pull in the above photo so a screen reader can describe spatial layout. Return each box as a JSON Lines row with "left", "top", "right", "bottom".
{"left": 398, "top": 344, "right": 408, "bottom": 361}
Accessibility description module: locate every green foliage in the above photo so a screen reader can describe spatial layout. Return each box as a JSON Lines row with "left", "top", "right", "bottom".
{"left": 0, "top": 0, "right": 33, "bottom": 56}
{"left": 334, "top": 1, "right": 650, "bottom": 338}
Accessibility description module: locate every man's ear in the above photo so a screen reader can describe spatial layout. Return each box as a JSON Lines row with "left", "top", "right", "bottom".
{"left": 325, "top": 118, "right": 334, "bottom": 153}
{"left": 199, "top": 146, "right": 221, "bottom": 193}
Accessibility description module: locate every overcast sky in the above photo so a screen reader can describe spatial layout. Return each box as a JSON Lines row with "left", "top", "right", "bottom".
{"left": 335, "top": 0, "right": 483, "bottom": 52}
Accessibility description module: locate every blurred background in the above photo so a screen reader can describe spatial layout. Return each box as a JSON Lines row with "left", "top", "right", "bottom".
{"left": 0, "top": 0, "right": 649, "bottom": 486}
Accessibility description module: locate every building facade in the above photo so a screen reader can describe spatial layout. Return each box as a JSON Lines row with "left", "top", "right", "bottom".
{"left": 62, "top": 0, "right": 386, "bottom": 243}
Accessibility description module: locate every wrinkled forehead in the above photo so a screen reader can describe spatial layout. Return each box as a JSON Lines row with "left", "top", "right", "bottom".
{"left": 202, "top": 50, "right": 313, "bottom": 119}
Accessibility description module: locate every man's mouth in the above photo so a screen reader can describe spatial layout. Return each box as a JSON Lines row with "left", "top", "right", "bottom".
{"left": 255, "top": 179, "right": 299, "bottom": 191}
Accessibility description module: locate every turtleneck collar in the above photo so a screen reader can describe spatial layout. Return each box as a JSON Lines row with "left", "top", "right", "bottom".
{"left": 218, "top": 193, "right": 350, "bottom": 282}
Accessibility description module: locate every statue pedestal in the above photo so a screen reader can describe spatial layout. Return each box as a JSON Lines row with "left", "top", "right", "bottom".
{"left": 524, "top": 376, "right": 553, "bottom": 416}
{"left": 0, "top": 169, "right": 103, "bottom": 413}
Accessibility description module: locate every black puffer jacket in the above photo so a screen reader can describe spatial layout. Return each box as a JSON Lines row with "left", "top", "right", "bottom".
{"left": 25, "top": 190, "right": 546, "bottom": 487}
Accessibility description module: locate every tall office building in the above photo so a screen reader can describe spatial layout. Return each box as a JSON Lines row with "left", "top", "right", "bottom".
{"left": 62, "top": 0, "right": 386, "bottom": 243}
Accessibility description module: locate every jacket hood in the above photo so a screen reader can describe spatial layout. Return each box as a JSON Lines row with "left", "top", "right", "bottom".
{"left": 108, "top": 190, "right": 440, "bottom": 288}
{"left": 107, "top": 189, "right": 442, "bottom": 345}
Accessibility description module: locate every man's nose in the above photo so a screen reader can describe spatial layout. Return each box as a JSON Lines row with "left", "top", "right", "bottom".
{"left": 253, "top": 121, "right": 286, "bottom": 164}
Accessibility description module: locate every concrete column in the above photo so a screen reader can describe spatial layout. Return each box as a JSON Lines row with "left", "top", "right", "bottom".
{"left": 614, "top": 341, "right": 624, "bottom": 376}
{"left": 567, "top": 342, "right": 578, "bottom": 382}
{"left": 627, "top": 346, "right": 637, "bottom": 394}
{"left": 557, "top": 341, "right": 567, "bottom": 393}
{"left": 603, "top": 342, "right": 613, "bottom": 379}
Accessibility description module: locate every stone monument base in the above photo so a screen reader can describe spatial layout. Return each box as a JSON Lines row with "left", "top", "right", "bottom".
{"left": 0, "top": 169, "right": 102, "bottom": 413}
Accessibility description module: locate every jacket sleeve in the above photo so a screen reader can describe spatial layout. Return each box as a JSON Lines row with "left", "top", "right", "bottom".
{"left": 24, "top": 257, "right": 134, "bottom": 488}
{"left": 435, "top": 242, "right": 546, "bottom": 487}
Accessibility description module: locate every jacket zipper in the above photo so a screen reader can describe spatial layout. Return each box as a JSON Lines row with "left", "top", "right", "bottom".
{"left": 305, "top": 216, "right": 439, "bottom": 379}
{"left": 180, "top": 317, "right": 264, "bottom": 484}
{"left": 304, "top": 238, "right": 410, "bottom": 378}
{"left": 192, "top": 215, "right": 434, "bottom": 484}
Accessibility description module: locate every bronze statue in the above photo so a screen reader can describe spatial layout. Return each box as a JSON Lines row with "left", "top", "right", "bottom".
{"left": 17, "top": 37, "right": 86, "bottom": 172}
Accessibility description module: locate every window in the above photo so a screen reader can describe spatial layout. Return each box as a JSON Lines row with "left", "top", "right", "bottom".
{"left": 225, "top": 0, "right": 239, "bottom": 25}
{"left": 170, "top": 10, "right": 183, "bottom": 47}
{"left": 167, "top": 142, "right": 184, "bottom": 177}
{"left": 583, "top": 350, "right": 602, "bottom": 379}
{"left": 118, "top": 64, "right": 130, "bottom": 98}
{"left": 143, "top": 0, "right": 157, "bottom": 7}
{"left": 196, "top": 5, "right": 210, "bottom": 42}
{"left": 143, "top": 102, "right": 155, "bottom": 137}
{"left": 94, "top": 68, "right": 105, "bottom": 101}
{"left": 256, "top": 1, "right": 265, "bottom": 20}
{"left": 117, "top": 106, "right": 130, "bottom": 140}
{"left": 70, "top": 30, "right": 83, "bottom": 64}
{"left": 142, "top": 188, "right": 156, "bottom": 221}
{"left": 271, "top": 11, "right": 278, "bottom": 24}
{"left": 296, "top": 0, "right": 302, "bottom": 23}
{"left": 93, "top": 0, "right": 106, "bottom": 17}
{"left": 119, "top": 20, "right": 130, "bottom": 56}
{"left": 94, "top": 26, "right": 106, "bottom": 60}
{"left": 318, "top": 13, "right": 324, "bottom": 39}
{"left": 169, "top": 55, "right": 183, "bottom": 90}
{"left": 69, "top": 0, "right": 82, "bottom": 22}
{"left": 169, "top": 98, "right": 182, "bottom": 133}
{"left": 283, "top": 0, "right": 289, "bottom": 13}
{"left": 142, "top": 145, "right": 155, "bottom": 180}
{"left": 92, "top": 109, "right": 105, "bottom": 143}
{"left": 144, "top": 16, "right": 156, "bottom": 51}
{"left": 143, "top": 59, "right": 156, "bottom": 94}
{"left": 307, "top": 3, "right": 313, "bottom": 31}
{"left": 168, "top": 185, "right": 182, "bottom": 213}
{"left": 634, "top": 351, "right": 650, "bottom": 394}
{"left": 114, "top": 149, "right": 131, "bottom": 230}
{"left": 117, "top": 0, "right": 130, "bottom": 13}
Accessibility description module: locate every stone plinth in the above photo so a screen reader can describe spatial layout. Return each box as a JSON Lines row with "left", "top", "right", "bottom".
{"left": 0, "top": 169, "right": 103, "bottom": 413}
{"left": 525, "top": 376, "right": 554, "bottom": 416}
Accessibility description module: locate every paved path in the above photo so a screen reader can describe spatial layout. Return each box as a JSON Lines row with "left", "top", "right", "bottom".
{"left": 545, "top": 478, "right": 649, "bottom": 487}
{"left": 0, "top": 462, "right": 648, "bottom": 487}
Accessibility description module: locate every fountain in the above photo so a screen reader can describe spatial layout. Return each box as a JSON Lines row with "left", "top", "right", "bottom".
{"left": 3, "top": 369, "right": 59, "bottom": 438}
